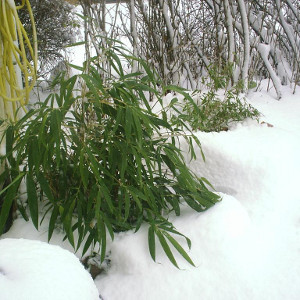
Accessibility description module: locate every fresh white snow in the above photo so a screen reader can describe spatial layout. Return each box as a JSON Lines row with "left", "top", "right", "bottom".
{"left": 0, "top": 238, "right": 99, "bottom": 300}
{"left": 1, "top": 81, "right": 300, "bottom": 299}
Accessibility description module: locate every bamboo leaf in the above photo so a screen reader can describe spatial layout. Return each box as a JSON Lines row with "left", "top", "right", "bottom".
{"left": 148, "top": 225, "right": 156, "bottom": 262}
{"left": 100, "top": 185, "right": 114, "bottom": 214}
{"left": 48, "top": 205, "right": 59, "bottom": 241}
{"left": 37, "top": 172, "right": 54, "bottom": 203}
{"left": 163, "top": 231, "right": 195, "bottom": 267}
{"left": 158, "top": 226, "right": 192, "bottom": 250}
{"left": 5, "top": 125, "right": 14, "bottom": 155}
{"left": 99, "top": 220, "right": 107, "bottom": 263}
{"left": 65, "top": 41, "right": 86, "bottom": 48}
{"left": 0, "top": 176, "right": 22, "bottom": 234}
{"left": 155, "top": 229, "right": 179, "bottom": 268}
{"left": 84, "top": 147, "right": 101, "bottom": 182}
{"left": 125, "top": 108, "right": 132, "bottom": 142}
{"left": 63, "top": 200, "right": 76, "bottom": 248}
{"left": 127, "top": 186, "right": 142, "bottom": 211}
{"left": 26, "top": 174, "right": 39, "bottom": 229}
{"left": 200, "top": 177, "right": 216, "bottom": 190}
{"left": 82, "top": 230, "right": 95, "bottom": 257}
{"left": 103, "top": 216, "right": 114, "bottom": 241}
{"left": 0, "top": 173, "right": 25, "bottom": 198}
{"left": 124, "top": 191, "right": 130, "bottom": 221}
{"left": 79, "top": 150, "right": 88, "bottom": 188}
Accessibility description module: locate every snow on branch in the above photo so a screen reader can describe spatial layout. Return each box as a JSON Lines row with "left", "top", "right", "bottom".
{"left": 257, "top": 43, "right": 282, "bottom": 99}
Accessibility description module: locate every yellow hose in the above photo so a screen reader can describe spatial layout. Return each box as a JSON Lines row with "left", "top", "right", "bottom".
{"left": 0, "top": 0, "right": 37, "bottom": 121}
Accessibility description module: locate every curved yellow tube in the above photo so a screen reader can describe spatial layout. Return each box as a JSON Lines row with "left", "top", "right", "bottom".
{"left": 0, "top": 0, "right": 37, "bottom": 121}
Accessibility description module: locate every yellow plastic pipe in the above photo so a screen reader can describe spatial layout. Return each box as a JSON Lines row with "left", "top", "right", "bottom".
{"left": 0, "top": 0, "right": 37, "bottom": 122}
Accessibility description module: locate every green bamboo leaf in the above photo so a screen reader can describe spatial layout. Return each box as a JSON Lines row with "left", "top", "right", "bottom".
{"left": 127, "top": 186, "right": 142, "bottom": 211}
{"left": 63, "top": 200, "right": 76, "bottom": 248}
{"left": 108, "top": 50, "right": 124, "bottom": 77}
{"left": 84, "top": 147, "right": 101, "bottom": 182}
{"left": 79, "top": 150, "right": 88, "bottom": 188}
{"left": 186, "top": 196, "right": 207, "bottom": 212}
{"left": 164, "top": 85, "right": 200, "bottom": 112}
{"left": 100, "top": 185, "right": 114, "bottom": 213}
{"left": 27, "top": 137, "right": 39, "bottom": 172}
{"left": 38, "top": 112, "right": 50, "bottom": 148}
{"left": 99, "top": 220, "right": 107, "bottom": 263}
{"left": 148, "top": 116, "right": 172, "bottom": 130}
{"left": 134, "top": 214, "right": 144, "bottom": 233}
{"left": 188, "top": 137, "right": 196, "bottom": 161}
{"left": 128, "top": 186, "right": 148, "bottom": 201}
{"left": 125, "top": 108, "right": 132, "bottom": 141}
{"left": 163, "top": 85, "right": 186, "bottom": 94}
{"left": 120, "top": 150, "right": 128, "bottom": 180}
{"left": 138, "top": 59, "right": 156, "bottom": 82}
{"left": 76, "top": 193, "right": 84, "bottom": 249}
{"left": 37, "top": 172, "right": 54, "bottom": 203}
{"left": 155, "top": 229, "right": 179, "bottom": 268}
{"left": 16, "top": 108, "right": 36, "bottom": 128}
{"left": 48, "top": 205, "right": 59, "bottom": 241}
{"left": 40, "top": 203, "right": 53, "bottom": 225}
{"left": 170, "top": 195, "right": 180, "bottom": 216}
{"left": 82, "top": 230, "right": 95, "bottom": 257}
{"left": 148, "top": 226, "right": 156, "bottom": 262}
{"left": 103, "top": 215, "right": 114, "bottom": 241}
{"left": 65, "top": 40, "right": 86, "bottom": 48}
{"left": 17, "top": 202, "right": 29, "bottom": 221}
{"left": 0, "top": 176, "right": 22, "bottom": 234}
{"left": 5, "top": 125, "right": 14, "bottom": 155}
{"left": 81, "top": 74, "right": 104, "bottom": 98}
{"left": 0, "top": 172, "right": 24, "bottom": 198}
{"left": 200, "top": 177, "right": 216, "bottom": 190}
{"left": 63, "top": 76, "right": 77, "bottom": 112}
{"left": 95, "top": 190, "right": 102, "bottom": 213}
{"left": 191, "top": 134, "right": 205, "bottom": 160}
{"left": 124, "top": 191, "right": 130, "bottom": 221}
{"left": 158, "top": 226, "right": 192, "bottom": 250}
{"left": 26, "top": 174, "right": 39, "bottom": 229}
{"left": 50, "top": 109, "right": 62, "bottom": 166}
{"left": 163, "top": 231, "right": 195, "bottom": 267}
{"left": 74, "top": 12, "right": 87, "bottom": 20}
{"left": 122, "top": 72, "right": 143, "bottom": 79}
{"left": 132, "top": 112, "right": 142, "bottom": 144}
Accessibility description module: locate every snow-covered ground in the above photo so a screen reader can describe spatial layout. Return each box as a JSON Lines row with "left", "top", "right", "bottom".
{"left": 1, "top": 82, "right": 300, "bottom": 299}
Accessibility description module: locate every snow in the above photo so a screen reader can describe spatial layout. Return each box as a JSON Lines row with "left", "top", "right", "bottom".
{"left": 1, "top": 81, "right": 300, "bottom": 299}
{"left": 93, "top": 83, "right": 300, "bottom": 300}
{"left": 0, "top": 238, "right": 99, "bottom": 300}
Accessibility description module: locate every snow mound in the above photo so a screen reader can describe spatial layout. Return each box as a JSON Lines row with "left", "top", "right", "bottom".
{"left": 0, "top": 238, "right": 99, "bottom": 300}
{"left": 96, "top": 195, "right": 254, "bottom": 300}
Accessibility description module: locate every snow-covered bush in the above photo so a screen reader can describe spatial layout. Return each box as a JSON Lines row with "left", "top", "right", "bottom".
{"left": 117, "top": 0, "right": 299, "bottom": 95}
{"left": 0, "top": 47, "right": 220, "bottom": 268}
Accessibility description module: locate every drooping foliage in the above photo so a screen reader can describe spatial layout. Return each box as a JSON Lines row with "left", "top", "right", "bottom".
{"left": 0, "top": 47, "right": 220, "bottom": 267}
